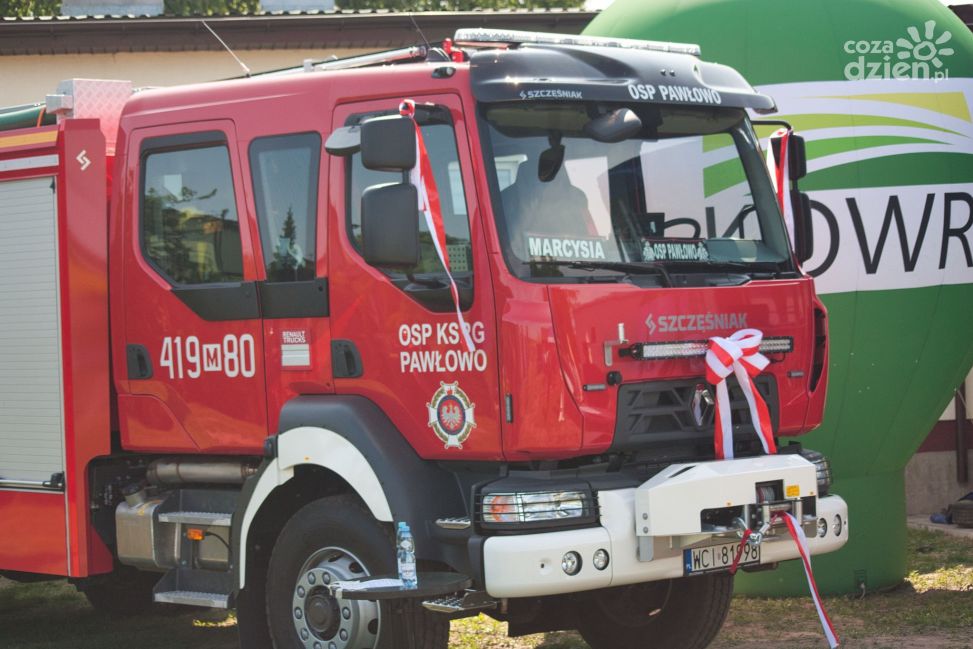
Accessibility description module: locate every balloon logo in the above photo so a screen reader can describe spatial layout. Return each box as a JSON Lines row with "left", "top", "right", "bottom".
{"left": 587, "top": 0, "right": 973, "bottom": 595}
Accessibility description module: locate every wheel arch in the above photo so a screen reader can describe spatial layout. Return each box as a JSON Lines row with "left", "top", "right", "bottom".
{"left": 234, "top": 395, "right": 468, "bottom": 591}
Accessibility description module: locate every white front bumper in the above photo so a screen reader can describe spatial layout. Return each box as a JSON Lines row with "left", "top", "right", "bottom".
{"left": 483, "top": 456, "right": 849, "bottom": 598}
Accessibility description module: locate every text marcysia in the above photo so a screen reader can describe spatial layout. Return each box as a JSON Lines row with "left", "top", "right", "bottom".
{"left": 527, "top": 235, "right": 607, "bottom": 260}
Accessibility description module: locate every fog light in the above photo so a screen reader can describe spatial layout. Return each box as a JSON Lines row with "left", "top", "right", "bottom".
{"left": 817, "top": 518, "right": 828, "bottom": 538}
{"left": 561, "top": 551, "right": 582, "bottom": 575}
{"left": 593, "top": 549, "right": 610, "bottom": 571}
{"left": 834, "top": 514, "right": 843, "bottom": 537}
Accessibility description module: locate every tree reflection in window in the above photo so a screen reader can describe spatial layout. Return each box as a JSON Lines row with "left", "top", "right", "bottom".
{"left": 249, "top": 133, "right": 321, "bottom": 283}
{"left": 142, "top": 145, "right": 243, "bottom": 285}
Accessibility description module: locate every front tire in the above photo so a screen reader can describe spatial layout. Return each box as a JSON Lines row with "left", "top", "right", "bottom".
{"left": 265, "top": 494, "right": 447, "bottom": 649}
{"left": 576, "top": 573, "right": 733, "bottom": 649}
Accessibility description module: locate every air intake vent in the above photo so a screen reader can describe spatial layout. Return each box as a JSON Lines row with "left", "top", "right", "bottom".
{"left": 612, "top": 376, "right": 778, "bottom": 460}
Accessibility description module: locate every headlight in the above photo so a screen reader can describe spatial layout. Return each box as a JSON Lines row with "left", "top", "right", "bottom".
{"left": 481, "top": 490, "right": 592, "bottom": 525}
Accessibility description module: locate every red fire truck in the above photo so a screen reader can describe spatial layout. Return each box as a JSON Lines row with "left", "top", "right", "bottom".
{"left": 0, "top": 29, "right": 846, "bottom": 649}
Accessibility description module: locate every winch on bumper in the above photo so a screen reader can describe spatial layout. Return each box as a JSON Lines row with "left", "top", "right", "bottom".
{"left": 481, "top": 455, "right": 848, "bottom": 598}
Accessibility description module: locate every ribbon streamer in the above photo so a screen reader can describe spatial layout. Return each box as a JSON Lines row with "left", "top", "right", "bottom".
{"left": 728, "top": 528, "right": 753, "bottom": 575}
{"left": 399, "top": 99, "right": 475, "bottom": 352}
{"left": 705, "top": 328, "right": 777, "bottom": 459}
{"left": 706, "top": 327, "right": 837, "bottom": 646}
{"left": 776, "top": 512, "right": 841, "bottom": 648}
{"left": 766, "top": 127, "right": 795, "bottom": 243}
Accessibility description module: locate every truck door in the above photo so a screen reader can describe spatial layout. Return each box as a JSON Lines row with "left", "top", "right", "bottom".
{"left": 328, "top": 95, "right": 502, "bottom": 459}
{"left": 119, "top": 122, "right": 269, "bottom": 453}
{"left": 245, "top": 131, "right": 332, "bottom": 432}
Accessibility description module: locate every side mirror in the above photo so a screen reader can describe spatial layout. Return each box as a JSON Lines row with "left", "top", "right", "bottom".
{"left": 785, "top": 133, "right": 807, "bottom": 181}
{"left": 361, "top": 115, "right": 416, "bottom": 171}
{"left": 760, "top": 123, "right": 807, "bottom": 182}
{"left": 791, "top": 189, "right": 813, "bottom": 264}
{"left": 361, "top": 183, "right": 420, "bottom": 268}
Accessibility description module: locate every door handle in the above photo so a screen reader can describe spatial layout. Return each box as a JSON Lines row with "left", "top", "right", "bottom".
{"left": 126, "top": 344, "right": 153, "bottom": 380}
{"left": 331, "top": 340, "right": 363, "bottom": 378}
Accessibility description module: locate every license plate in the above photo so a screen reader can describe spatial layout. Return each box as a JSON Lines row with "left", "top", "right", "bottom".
{"left": 684, "top": 540, "right": 760, "bottom": 575}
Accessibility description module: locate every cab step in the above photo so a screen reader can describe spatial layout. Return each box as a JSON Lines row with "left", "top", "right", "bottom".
{"left": 158, "top": 511, "right": 232, "bottom": 527}
{"left": 422, "top": 590, "right": 496, "bottom": 614}
{"left": 434, "top": 516, "right": 471, "bottom": 530}
{"left": 153, "top": 567, "right": 234, "bottom": 609}
{"left": 154, "top": 590, "right": 230, "bottom": 608}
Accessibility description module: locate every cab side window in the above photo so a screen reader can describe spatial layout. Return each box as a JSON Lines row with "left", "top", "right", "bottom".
{"left": 347, "top": 120, "right": 473, "bottom": 281}
{"left": 250, "top": 133, "right": 321, "bottom": 282}
{"left": 141, "top": 137, "right": 243, "bottom": 285}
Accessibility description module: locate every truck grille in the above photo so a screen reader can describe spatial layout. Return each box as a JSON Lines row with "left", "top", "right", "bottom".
{"left": 611, "top": 376, "right": 779, "bottom": 460}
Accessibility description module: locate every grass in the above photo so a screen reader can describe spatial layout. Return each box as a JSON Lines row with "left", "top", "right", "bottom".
{"left": 0, "top": 579, "right": 239, "bottom": 649}
{"left": 1, "top": 528, "right": 970, "bottom": 649}
{"left": 712, "top": 528, "right": 973, "bottom": 649}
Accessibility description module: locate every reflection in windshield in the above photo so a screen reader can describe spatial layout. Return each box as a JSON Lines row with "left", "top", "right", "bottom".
{"left": 480, "top": 103, "right": 792, "bottom": 281}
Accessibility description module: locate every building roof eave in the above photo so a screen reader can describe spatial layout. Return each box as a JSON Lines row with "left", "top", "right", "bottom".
{"left": 0, "top": 9, "right": 598, "bottom": 56}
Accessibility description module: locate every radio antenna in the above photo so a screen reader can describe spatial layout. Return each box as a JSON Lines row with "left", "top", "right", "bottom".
{"left": 201, "top": 20, "right": 251, "bottom": 77}
{"left": 409, "top": 13, "right": 432, "bottom": 51}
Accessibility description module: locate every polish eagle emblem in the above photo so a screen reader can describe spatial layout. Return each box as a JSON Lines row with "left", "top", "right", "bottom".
{"left": 426, "top": 381, "right": 476, "bottom": 449}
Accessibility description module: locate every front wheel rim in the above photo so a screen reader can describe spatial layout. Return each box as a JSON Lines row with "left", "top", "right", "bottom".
{"left": 291, "top": 546, "right": 381, "bottom": 649}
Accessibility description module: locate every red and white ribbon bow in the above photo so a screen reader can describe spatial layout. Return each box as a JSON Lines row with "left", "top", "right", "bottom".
{"left": 705, "top": 328, "right": 776, "bottom": 459}
{"left": 777, "top": 512, "right": 841, "bottom": 648}
{"left": 766, "top": 127, "right": 795, "bottom": 243}
{"left": 400, "top": 99, "right": 474, "bottom": 352}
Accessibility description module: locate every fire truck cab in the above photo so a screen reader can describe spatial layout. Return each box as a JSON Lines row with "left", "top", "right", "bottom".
{"left": 0, "top": 29, "right": 847, "bottom": 649}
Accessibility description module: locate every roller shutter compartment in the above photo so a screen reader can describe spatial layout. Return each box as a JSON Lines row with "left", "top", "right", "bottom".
{"left": 0, "top": 176, "right": 65, "bottom": 485}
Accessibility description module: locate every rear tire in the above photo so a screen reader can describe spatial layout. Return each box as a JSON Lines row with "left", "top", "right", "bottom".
{"left": 577, "top": 573, "right": 733, "bottom": 649}
{"left": 265, "top": 494, "right": 448, "bottom": 649}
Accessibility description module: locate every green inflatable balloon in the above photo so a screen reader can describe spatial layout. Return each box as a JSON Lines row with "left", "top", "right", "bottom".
{"left": 587, "top": 0, "right": 973, "bottom": 595}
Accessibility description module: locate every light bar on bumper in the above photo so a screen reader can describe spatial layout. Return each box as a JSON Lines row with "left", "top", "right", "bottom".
{"left": 621, "top": 336, "right": 793, "bottom": 361}
{"left": 478, "top": 489, "right": 597, "bottom": 530}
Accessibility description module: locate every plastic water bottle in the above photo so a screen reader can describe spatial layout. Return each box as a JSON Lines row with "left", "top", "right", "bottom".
{"left": 396, "top": 522, "right": 418, "bottom": 589}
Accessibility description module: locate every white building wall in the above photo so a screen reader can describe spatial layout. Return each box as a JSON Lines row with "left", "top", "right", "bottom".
{"left": 3, "top": 48, "right": 372, "bottom": 107}
{"left": 906, "top": 369, "right": 972, "bottom": 515}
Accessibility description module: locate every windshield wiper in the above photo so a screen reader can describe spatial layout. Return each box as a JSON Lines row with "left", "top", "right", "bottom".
{"left": 536, "top": 260, "right": 673, "bottom": 287}
{"left": 664, "top": 259, "right": 784, "bottom": 274}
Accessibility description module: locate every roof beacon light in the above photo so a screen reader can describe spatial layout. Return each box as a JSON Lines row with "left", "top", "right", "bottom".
{"left": 453, "top": 28, "right": 701, "bottom": 58}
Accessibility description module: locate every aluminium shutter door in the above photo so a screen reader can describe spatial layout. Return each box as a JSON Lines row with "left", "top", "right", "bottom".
{"left": 0, "top": 176, "right": 65, "bottom": 483}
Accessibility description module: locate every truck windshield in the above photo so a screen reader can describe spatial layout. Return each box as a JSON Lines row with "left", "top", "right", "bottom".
{"left": 479, "top": 103, "right": 793, "bottom": 281}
